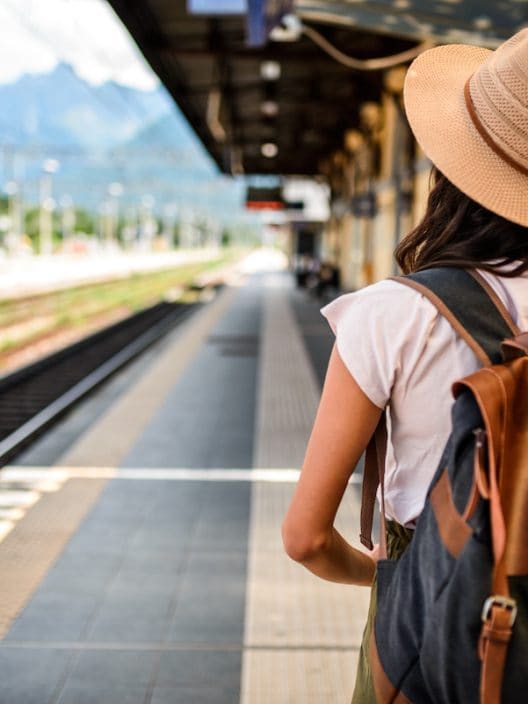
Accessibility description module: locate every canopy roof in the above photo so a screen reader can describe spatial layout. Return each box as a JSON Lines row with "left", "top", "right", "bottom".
{"left": 297, "top": 2, "right": 526, "bottom": 47}
{"left": 108, "top": 1, "right": 527, "bottom": 175}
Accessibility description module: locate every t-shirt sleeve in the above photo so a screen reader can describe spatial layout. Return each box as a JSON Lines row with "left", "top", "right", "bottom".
{"left": 320, "top": 280, "right": 439, "bottom": 409}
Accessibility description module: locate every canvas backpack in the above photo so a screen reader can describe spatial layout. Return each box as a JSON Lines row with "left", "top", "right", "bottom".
{"left": 359, "top": 267, "right": 528, "bottom": 704}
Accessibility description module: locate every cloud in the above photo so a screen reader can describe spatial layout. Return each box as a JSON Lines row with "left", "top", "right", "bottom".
{"left": 0, "top": 0, "right": 159, "bottom": 89}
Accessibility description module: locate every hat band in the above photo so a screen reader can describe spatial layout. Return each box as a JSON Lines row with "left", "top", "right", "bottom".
{"left": 463, "top": 78, "right": 528, "bottom": 178}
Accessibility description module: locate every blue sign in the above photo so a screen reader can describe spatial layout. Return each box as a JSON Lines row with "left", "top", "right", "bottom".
{"left": 188, "top": 1, "right": 246, "bottom": 14}
{"left": 247, "top": 0, "right": 294, "bottom": 46}
{"left": 188, "top": 0, "right": 294, "bottom": 46}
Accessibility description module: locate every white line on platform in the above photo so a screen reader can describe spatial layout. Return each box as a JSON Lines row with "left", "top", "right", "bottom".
{"left": 0, "top": 641, "right": 360, "bottom": 652}
{"left": 0, "top": 490, "right": 40, "bottom": 507}
{"left": 1, "top": 466, "right": 363, "bottom": 484}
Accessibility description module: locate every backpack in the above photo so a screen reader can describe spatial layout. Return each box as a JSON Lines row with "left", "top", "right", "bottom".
{"left": 359, "top": 267, "right": 528, "bottom": 704}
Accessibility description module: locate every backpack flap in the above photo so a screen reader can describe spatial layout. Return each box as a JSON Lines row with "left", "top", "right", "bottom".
{"left": 453, "top": 354, "right": 528, "bottom": 704}
{"left": 454, "top": 356, "right": 528, "bottom": 577}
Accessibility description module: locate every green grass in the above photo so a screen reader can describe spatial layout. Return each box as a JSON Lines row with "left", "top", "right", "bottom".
{"left": 0, "top": 249, "right": 246, "bottom": 358}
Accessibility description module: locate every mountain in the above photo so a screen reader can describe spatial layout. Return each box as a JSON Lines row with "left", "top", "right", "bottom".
{"left": 59, "top": 111, "right": 235, "bottom": 211}
{"left": 119, "top": 112, "right": 216, "bottom": 174}
{"left": 0, "top": 62, "right": 172, "bottom": 148}
{"left": 0, "top": 62, "right": 244, "bottom": 218}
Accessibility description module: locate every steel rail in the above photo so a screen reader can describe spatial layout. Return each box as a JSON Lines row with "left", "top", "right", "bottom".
{"left": 0, "top": 299, "right": 202, "bottom": 465}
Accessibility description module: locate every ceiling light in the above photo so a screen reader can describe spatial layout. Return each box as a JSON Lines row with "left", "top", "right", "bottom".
{"left": 260, "top": 100, "right": 279, "bottom": 117}
{"left": 261, "top": 143, "right": 278, "bottom": 158}
{"left": 260, "top": 61, "right": 281, "bottom": 81}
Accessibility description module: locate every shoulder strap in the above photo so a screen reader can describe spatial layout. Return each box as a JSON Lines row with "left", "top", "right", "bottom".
{"left": 394, "top": 268, "right": 519, "bottom": 365}
{"left": 359, "top": 267, "right": 520, "bottom": 552}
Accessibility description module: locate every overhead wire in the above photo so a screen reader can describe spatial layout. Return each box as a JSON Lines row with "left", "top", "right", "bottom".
{"left": 300, "top": 22, "right": 432, "bottom": 70}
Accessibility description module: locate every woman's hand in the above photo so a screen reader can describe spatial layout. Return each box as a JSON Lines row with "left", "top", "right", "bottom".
{"left": 364, "top": 543, "right": 381, "bottom": 564}
{"left": 282, "top": 344, "right": 382, "bottom": 586}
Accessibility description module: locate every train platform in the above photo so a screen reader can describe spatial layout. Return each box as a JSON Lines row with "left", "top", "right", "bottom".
{"left": 0, "top": 247, "right": 226, "bottom": 301}
{"left": 0, "top": 250, "right": 369, "bottom": 704}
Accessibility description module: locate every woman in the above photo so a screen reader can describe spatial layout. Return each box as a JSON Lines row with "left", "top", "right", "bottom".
{"left": 282, "top": 27, "right": 528, "bottom": 703}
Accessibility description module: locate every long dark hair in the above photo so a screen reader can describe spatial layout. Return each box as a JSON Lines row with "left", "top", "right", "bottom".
{"left": 395, "top": 167, "right": 528, "bottom": 276}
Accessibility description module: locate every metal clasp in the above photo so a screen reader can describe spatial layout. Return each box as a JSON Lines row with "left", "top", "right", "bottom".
{"left": 481, "top": 595, "right": 518, "bottom": 627}
{"left": 473, "top": 428, "right": 487, "bottom": 449}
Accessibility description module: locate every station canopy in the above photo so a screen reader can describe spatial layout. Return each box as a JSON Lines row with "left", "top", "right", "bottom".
{"left": 108, "top": 1, "right": 528, "bottom": 176}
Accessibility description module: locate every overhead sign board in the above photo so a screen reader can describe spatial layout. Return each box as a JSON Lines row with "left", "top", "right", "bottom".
{"left": 246, "top": 185, "right": 284, "bottom": 210}
{"left": 188, "top": 1, "right": 294, "bottom": 46}
{"left": 188, "top": 1, "right": 245, "bottom": 13}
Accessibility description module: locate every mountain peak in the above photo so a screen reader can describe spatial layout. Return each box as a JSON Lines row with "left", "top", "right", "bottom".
{"left": 0, "top": 62, "right": 174, "bottom": 148}
{"left": 0, "top": 63, "right": 235, "bottom": 213}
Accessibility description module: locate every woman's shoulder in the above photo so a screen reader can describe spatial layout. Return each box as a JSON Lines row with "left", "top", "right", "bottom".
{"left": 320, "top": 278, "right": 445, "bottom": 409}
{"left": 325, "top": 276, "right": 439, "bottom": 304}
{"left": 321, "top": 277, "right": 439, "bottom": 332}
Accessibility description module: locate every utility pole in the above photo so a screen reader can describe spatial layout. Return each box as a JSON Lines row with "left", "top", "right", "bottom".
{"left": 60, "top": 195, "right": 75, "bottom": 243}
{"left": 107, "top": 182, "right": 124, "bottom": 247}
{"left": 39, "top": 158, "right": 59, "bottom": 256}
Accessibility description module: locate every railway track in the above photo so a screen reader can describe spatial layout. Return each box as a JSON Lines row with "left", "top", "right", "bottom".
{"left": 0, "top": 296, "right": 204, "bottom": 465}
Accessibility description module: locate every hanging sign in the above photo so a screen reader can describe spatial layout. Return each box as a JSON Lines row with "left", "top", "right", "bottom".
{"left": 246, "top": 185, "right": 284, "bottom": 210}
{"left": 247, "top": 0, "right": 294, "bottom": 46}
{"left": 188, "top": 1, "right": 293, "bottom": 46}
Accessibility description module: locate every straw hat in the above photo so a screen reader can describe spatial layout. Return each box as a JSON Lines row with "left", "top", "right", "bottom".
{"left": 403, "top": 28, "right": 528, "bottom": 226}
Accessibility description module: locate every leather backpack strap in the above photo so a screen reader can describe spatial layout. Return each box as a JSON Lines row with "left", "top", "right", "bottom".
{"left": 359, "top": 267, "right": 519, "bottom": 550}
{"left": 467, "top": 270, "right": 522, "bottom": 338}
{"left": 392, "top": 268, "right": 519, "bottom": 365}
{"left": 360, "top": 418, "right": 387, "bottom": 552}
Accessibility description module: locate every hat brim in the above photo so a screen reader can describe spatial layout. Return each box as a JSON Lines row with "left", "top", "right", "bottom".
{"left": 404, "top": 43, "right": 528, "bottom": 226}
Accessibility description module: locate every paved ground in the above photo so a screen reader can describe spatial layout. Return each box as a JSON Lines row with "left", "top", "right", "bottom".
{"left": 0, "top": 256, "right": 369, "bottom": 703}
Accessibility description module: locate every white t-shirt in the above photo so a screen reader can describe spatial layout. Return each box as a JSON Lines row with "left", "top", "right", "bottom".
{"left": 321, "top": 270, "right": 528, "bottom": 527}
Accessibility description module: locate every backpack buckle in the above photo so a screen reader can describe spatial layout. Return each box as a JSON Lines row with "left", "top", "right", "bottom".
{"left": 481, "top": 595, "right": 518, "bottom": 626}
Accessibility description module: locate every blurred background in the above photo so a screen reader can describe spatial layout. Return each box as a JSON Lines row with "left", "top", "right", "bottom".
{"left": 0, "top": 0, "right": 253, "bottom": 254}
{"left": 0, "top": 2, "right": 525, "bottom": 703}
{"left": 0, "top": 0, "right": 524, "bottom": 375}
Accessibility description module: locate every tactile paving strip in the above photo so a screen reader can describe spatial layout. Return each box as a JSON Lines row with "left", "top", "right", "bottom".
{"left": 243, "top": 281, "right": 369, "bottom": 703}
{"left": 252, "top": 284, "right": 322, "bottom": 470}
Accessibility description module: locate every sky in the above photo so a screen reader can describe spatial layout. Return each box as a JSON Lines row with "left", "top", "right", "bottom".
{"left": 0, "top": 0, "right": 159, "bottom": 89}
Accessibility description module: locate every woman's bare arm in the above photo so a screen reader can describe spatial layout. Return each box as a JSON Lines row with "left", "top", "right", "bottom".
{"left": 282, "top": 344, "right": 382, "bottom": 586}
